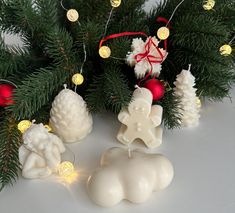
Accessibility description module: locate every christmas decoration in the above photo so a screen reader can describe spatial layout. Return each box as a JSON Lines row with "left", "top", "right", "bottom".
{"left": 50, "top": 86, "right": 93, "bottom": 143}
{"left": 117, "top": 87, "right": 163, "bottom": 148}
{"left": 0, "top": 84, "right": 15, "bottom": 107}
{"left": 110, "top": 0, "right": 121, "bottom": 8}
{"left": 99, "top": 46, "right": 111, "bottom": 59}
{"left": 0, "top": 0, "right": 234, "bottom": 190}
{"left": 126, "top": 36, "right": 167, "bottom": 79}
{"left": 58, "top": 161, "right": 75, "bottom": 177}
{"left": 173, "top": 66, "right": 200, "bottom": 127}
{"left": 195, "top": 97, "right": 202, "bottom": 110}
{"left": 144, "top": 79, "right": 165, "bottom": 101}
{"left": 157, "top": 27, "right": 170, "bottom": 40}
{"left": 66, "top": 9, "right": 79, "bottom": 22}
{"left": 17, "top": 120, "right": 32, "bottom": 133}
{"left": 44, "top": 124, "right": 52, "bottom": 132}
{"left": 220, "top": 44, "right": 232, "bottom": 56}
{"left": 72, "top": 73, "right": 84, "bottom": 85}
{"left": 19, "top": 123, "right": 66, "bottom": 179}
{"left": 203, "top": 0, "right": 215, "bottom": 10}
{"left": 87, "top": 147, "right": 174, "bottom": 207}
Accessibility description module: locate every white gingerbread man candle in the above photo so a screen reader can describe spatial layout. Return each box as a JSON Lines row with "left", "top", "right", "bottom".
{"left": 117, "top": 87, "right": 163, "bottom": 148}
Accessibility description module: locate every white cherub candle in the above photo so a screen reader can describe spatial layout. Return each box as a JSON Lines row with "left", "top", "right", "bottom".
{"left": 19, "top": 123, "right": 66, "bottom": 179}
{"left": 87, "top": 147, "right": 174, "bottom": 207}
{"left": 117, "top": 87, "right": 163, "bottom": 148}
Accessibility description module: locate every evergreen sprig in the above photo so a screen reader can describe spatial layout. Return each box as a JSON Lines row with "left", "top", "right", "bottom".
{"left": 8, "top": 67, "right": 69, "bottom": 120}
{"left": 103, "top": 65, "right": 132, "bottom": 113}
{"left": 0, "top": 112, "right": 21, "bottom": 191}
{"left": 158, "top": 90, "right": 181, "bottom": 129}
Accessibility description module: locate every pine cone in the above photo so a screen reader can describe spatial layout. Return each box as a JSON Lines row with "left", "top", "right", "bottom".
{"left": 50, "top": 88, "right": 93, "bottom": 143}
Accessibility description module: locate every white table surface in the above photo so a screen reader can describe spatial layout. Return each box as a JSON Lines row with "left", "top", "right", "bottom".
{"left": 0, "top": 87, "right": 235, "bottom": 213}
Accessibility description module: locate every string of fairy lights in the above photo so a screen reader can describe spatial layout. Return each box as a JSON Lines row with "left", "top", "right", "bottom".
{"left": 1, "top": 0, "right": 233, "bottom": 184}
{"left": 16, "top": 0, "right": 123, "bottom": 184}
{"left": 203, "top": 0, "right": 234, "bottom": 56}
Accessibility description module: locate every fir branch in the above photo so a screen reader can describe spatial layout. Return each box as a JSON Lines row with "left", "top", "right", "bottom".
{"left": 158, "top": 90, "right": 181, "bottom": 129}
{"left": 0, "top": 0, "right": 41, "bottom": 35}
{"left": 103, "top": 65, "right": 132, "bottom": 113}
{"left": 7, "top": 67, "right": 69, "bottom": 120}
{"left": 45, "top": 27, "right": 77, "bottom": 70}
{"left": 72, "top": 21, "right": 103, "bottom": 57}
{"left": 0, "top": 40, "right": 28, "bottom": 79}
{"left": 85, "top": 74, "right": 106, "bottom": 113}
{"left": 34, "top": 0, "right": 59, "bottom": 27}
{"left": 0, "top": 112, "right": 21, "bottom": 191}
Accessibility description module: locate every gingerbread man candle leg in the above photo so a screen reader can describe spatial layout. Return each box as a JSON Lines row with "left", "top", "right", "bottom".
{"left": 138, "top": 130, "right": 157, "bottom": 148}
{"left": 117, "top": 125, "right": 136, "bottom": 145}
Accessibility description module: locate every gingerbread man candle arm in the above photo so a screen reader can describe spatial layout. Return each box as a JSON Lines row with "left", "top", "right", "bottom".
{"left": 150, "top": 105, "right": 163, "bottom": 126}
{"left": 117, "top": 109, "right": 130, "bottom": 125}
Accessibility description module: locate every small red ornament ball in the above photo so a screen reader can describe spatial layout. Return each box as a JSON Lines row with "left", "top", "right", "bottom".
{"left": 144, "top": 79, "right": 165, "bottom": 101}
{"left": 0, "top": 84, "right": 15, "bottom": 107}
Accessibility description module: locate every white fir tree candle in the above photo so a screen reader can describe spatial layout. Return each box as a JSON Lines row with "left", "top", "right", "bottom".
{"left": 173, "top": 65, "right": 200, "bottom": 127}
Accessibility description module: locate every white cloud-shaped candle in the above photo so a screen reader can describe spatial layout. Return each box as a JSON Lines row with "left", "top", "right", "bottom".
{"left": 87, "top": 147, "right": 174, "bottom": 207}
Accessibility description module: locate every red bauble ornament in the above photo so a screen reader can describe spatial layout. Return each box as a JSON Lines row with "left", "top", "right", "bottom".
{"left": 0, "top": 84, "right": 15, "bottom": 107}
{"left": 144, "top": 79, "right": 165, "bottom": 101}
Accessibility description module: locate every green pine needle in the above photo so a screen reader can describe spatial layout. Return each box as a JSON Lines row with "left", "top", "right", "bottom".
{"left": 0, "top": 112, "right": 21, "bottom": 191}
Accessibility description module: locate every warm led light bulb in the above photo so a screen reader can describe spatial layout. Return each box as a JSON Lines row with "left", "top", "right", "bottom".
{"left": 72, "top": 73, "right": 84, "bottom": 85}
{"left": 18, "top": 120, "right": 32, "bottom": 133}
{"left": 44, "top": 124, "right": 52, "bottom": 132}
{"left": 99, "top": 46, "right": 111, "bottom": 59}
{"left": 58, "top": 161, "right": 75, "bottom": 177}
{"left": 219, "top": 44, "right": 232, "bottom": 56}
{"left": 110, "top": 0, "right": 121, "bottom": 8}
{"left": 195, "top": 97, "right": 202, "bottom": 109}
{"left": 67, "top": 9, "right": 79, "bottom": 22}
{"left": 157, "top": 27, "right": 170, "bottom": 40}
{"left": 203, "top": 0, "right": 215, "bottom": 10}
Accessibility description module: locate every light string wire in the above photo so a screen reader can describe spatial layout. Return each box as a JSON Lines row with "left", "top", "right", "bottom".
{"left": 60, "top": 0, "right": 68, "bottom": 11}
{"left": 102, "top": 5, "right": 127, "bottom": 61}
{"left": 166, "top": 0, "right": 185, "bottom": 26}
{"left": 0, "top": 79, "right": 18, "bottom": 88}
{"left": 103, "top": 7, "right": 114, "bottom": 38}
{"left": 229, "top": 35, "right": 235, "bottom": 45}
{"left": 60, "top": 0, "right": 87, "bottom": 92}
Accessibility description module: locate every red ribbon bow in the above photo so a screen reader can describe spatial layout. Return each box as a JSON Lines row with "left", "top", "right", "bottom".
{"left": 134, "top": 37, "right": 165, "bottom": 82}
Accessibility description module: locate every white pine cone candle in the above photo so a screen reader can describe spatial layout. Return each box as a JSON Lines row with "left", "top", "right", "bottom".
{"left": 173, "top": 68, "right": 200, "bottom": 127}
{"left": 50, "top": 86, "right": 93, "bottom": 143}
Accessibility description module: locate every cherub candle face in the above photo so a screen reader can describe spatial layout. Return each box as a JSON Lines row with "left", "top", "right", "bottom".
{"left": 87, "top": 147, "right": 174, "bottom": 207}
